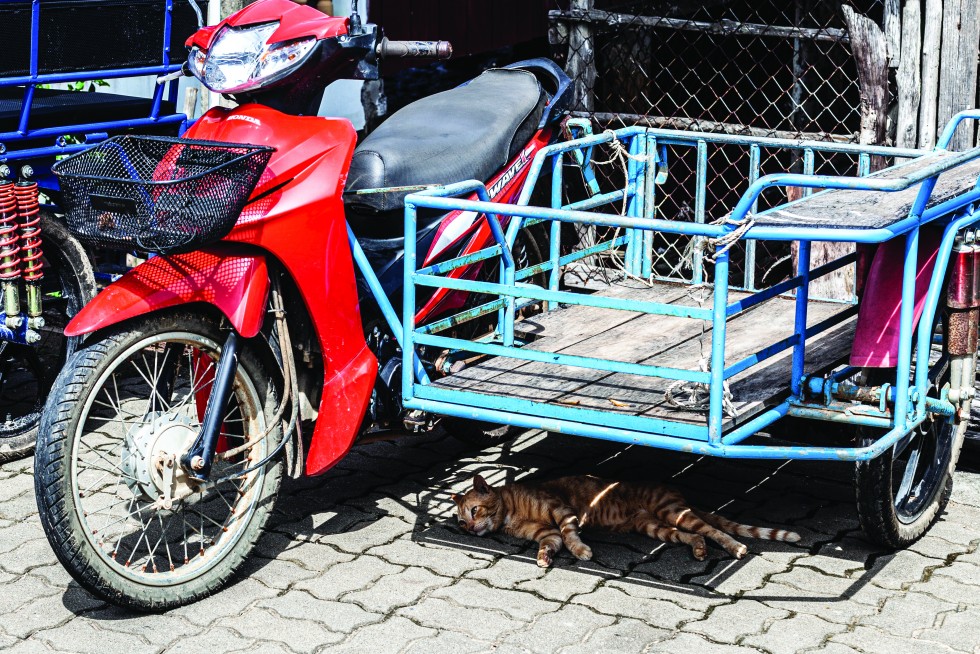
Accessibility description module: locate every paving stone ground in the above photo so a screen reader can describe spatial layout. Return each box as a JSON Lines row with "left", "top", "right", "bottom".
{"left": 3, "top": 428, "right": 980, "bottom": 654}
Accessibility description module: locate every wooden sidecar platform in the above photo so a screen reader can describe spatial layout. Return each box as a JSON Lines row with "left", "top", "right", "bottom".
{"left": 432, "top": 280, "right": 856, "bottom": 432}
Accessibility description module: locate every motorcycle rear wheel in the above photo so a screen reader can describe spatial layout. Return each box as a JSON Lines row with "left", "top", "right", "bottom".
{"left": 34, "top": 310, "right": 282, "bottom": 611}
{"left": 0, "top": 212, "right": 96, "bottom": 462}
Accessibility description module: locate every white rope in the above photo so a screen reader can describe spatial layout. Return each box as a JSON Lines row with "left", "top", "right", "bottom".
{"left": 662, "top": 285, "right": 739, "bottom": 419}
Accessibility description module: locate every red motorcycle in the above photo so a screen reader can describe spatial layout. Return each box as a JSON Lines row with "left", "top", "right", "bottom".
{"left": 34, "top": 0, "right": 570, "bottom": 610}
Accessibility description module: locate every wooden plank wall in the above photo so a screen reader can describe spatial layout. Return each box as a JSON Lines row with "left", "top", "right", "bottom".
{"left": 893, "top": 0, "right": 980, "bottom": 150}
{"left": 368, "top": 0, "right": 552, "bottom": 58}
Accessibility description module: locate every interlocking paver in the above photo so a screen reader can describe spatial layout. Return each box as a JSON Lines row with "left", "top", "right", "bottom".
{"left": 681, "top": 600, "right": 789, "bottom": 643}
{"left": 502, "top": 605, "right": 615, "bottom": 654}
{"left": 2, "top": 428, "right": 979, "bottom": 653}
{"left": 830, "top": 625, "right": 961, "bottom": 653}
{"left": 742, "top": 613, "right": 847, "bottom": 654}
{"left": 216, "top": 607, "right": 344, "bottom": 653}
{"left": 343, "top": 566, "right": 449, "bottom": 613}
{"left": 396, "top": 595, "right": 526, "bottom": 641}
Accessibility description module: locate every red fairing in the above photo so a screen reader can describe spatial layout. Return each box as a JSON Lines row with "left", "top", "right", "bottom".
{"left": 186, "top": 0, "right": 348, "bottom": 50}
{"left": 65, "top": 246, "right": 270, "bottom": 338}
{"left": 850, "top": 227, "right": 943, "bottom": 367}
{"left": 187, "top": 104, "right": 376, "bottom": 476}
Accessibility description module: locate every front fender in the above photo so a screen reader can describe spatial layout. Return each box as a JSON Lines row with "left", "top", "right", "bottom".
{"left": 65, "top": 245, "right": 270, "bottom": 338}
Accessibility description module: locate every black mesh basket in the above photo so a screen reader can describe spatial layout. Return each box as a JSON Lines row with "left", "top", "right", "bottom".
{"left": 53, "top": 135, "right": 275, "bottom": 254}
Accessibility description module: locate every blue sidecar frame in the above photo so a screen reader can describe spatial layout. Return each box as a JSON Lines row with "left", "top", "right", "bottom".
{"left": 390, "top": 110, "right": 980, "bottom": 462}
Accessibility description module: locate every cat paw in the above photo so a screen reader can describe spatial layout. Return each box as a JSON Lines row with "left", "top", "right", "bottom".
{"left": 536, "top": 552, "right": 554, "bottom": 568}
{"left": 692, "top": 545, "right": 707, "bottom": 561}
{"left": 732, "top": 543, "right": 749, "bottom": 560}
{"left": 572, "top": 544, "right": 592, "bottom": 561}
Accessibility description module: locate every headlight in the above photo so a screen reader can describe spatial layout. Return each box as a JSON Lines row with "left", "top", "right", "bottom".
{"left": 189, "top": 21, "right": 317, "bottom": 94}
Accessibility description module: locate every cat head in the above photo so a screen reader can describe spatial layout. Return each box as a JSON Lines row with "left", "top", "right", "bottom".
{"left": 451, "top": 474, "right": 503, "bottom": 536}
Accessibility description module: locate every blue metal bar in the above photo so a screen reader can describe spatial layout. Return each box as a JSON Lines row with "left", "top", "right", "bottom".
{"left": 412, "top": 273, "right": 713, "bottom": 320}
{"left": 0, "top": 65, "right": 182, "bottom": 88}
{"left": 519, "top": 234, "right": 628, "bottom": 282}
{"left": 708, "top": 250, "right": 730, "bottom": 444}
{"left": 407, "top": 390, "right": 919, "bottom": 461}
{"left": 414, "top": 332, "right": 712, "bottom": 384}
{"left": 562, "top": 187, "right": 631, "bottom": 212}
{"left": 720, "top": 403, "right": 791, "bottom": 446}
{"left": 723, "top": 305, "right": 858, "bottom": 379}
{"left": 414, "top": 384, "right": 711, "bottom": 441}
{"left": 745, "top": 144, "right": 761, "bottom": 289}
{"left": 642, "top": 135, "right": 656, "bottom": 279}
{"left": 0, "top": 114, "right": 187, "bottom": 144}
{"left": 693, "top": 139, "right": 707, "bottom": 284}
{"left": 550, "top": 153, "right": 563, "bottom": 294}
{"left": 937, "top": 109, "right": 980, "bottom": 149}
{"left": 417, "top": 298, "right": 507, "bottom": 336}
{"left": 791, "top": 241, "right": 811, "bottom": 396}
{"left": 403, "top": 202, "right": 421, "bottom": 406}
{"left": 347, "top": 223, "right": 429, "bottom": 385}
{"left": 894, "top": 227, "right": 920, "bottom": 424}
{"left": 802, "top": 147, "right": 815, "bottom": 197}
{"left": 417, "top": 245, "right": 502, "bottom": 276}
{"left": 726, "top": 251, "right": 858, "bottom": 316}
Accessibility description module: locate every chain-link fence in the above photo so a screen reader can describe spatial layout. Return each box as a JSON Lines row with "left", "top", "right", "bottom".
{"left": 551, "top": 0, "right": 887, "bottom": 289}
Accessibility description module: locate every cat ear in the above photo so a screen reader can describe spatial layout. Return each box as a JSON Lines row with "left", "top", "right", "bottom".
{"left": 450, "top": 493, "right": 461, "bottom": 504}
{"left": 473, "top": 474, "right": 491, "bottom": 494}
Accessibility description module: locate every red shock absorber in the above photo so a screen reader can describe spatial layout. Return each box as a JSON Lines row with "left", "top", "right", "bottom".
{"left": 14, "top": 165, "right": 42, "bottom": 331}
{"left": 0, "top": 165, "right": 21, "bottom": 326}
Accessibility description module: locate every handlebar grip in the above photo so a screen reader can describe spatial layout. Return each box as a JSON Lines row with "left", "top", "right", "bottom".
{"left": 376, "top": 39, "right": 453, "bottom": 60}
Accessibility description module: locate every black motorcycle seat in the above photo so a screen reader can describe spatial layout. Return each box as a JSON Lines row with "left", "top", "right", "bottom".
{"left": 345, "top": 68, "right": 545, "bottom": 221}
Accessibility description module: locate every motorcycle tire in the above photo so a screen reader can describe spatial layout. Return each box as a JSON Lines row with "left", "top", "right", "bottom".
{"left": 35, "top": 309, "right": 282, "bottom": 611}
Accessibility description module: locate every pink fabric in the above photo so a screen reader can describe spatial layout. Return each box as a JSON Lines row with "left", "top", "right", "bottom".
{"left": 850, "top": 228, "right": 943, "bottom": 367}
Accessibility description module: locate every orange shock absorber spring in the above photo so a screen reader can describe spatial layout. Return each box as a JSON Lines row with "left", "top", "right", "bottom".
{"left": 0, "top": 165, "right": 21, "bottom": 325}
{"left": 14, "top": 166, "right": 42, "bottom": 329}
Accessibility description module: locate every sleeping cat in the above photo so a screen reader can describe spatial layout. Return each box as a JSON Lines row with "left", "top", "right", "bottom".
{"left": 451, "top": 474, "right": 800, "bottom": 567}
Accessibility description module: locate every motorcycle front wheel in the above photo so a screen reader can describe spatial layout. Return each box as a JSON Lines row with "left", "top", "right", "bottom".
{"left": 34, "top": 310, "right": 282, "bottom": 611}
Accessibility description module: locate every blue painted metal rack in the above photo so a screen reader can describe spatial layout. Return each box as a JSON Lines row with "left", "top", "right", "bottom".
{"left": 0, "top": 0, "right": 202, "bottom": 186}
{"left": 397, "top": 110, "right": 980, "bottom": 463}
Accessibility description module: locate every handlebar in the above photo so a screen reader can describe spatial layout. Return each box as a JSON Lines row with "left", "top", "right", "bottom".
{"left": 375, "top": 38, "right": 453, "bottom": 60}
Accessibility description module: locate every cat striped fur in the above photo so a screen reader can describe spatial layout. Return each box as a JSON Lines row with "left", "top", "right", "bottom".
{"left": 451, "top": 474, "right": 800, "bottom": 567}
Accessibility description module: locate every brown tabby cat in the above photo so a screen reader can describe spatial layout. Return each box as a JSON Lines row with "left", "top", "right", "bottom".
{"left": 451, "top": 474, "right": 800, "bottom": 567}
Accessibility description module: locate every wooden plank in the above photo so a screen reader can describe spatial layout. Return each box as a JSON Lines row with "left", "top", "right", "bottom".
{"left": 651, "top": 318, "right": 855, "bottom": 428}
{"left": 884, "top": 0, "right": 901, "bottom": 67}
{"left": 843, "top": 5, "right": 889, "bottom": 170}
{"left": 440, "top": 280, "right": 691, "bottom": 391}
{"left": 896, "top": 0, "right": 922, "bottom": 150}
{"left": 565, "top": 0, "right": 596, "bottom": 113}
{"left": 919, "top": 0, "right": 943, "bottom": 148}
{"left": 545, "top": 296, "right": 847, "bottom": 421}
{"left": 455, "top": 287, "right": 747, "bottom": 405}
{"left": 757, "top": 152, "right": 980, "bottom": 230}
{"left": 435, "top": 286, "right": 856, "bottom": 431}
{"left": 938, "top": 0, "right": 980, "bottom": 151}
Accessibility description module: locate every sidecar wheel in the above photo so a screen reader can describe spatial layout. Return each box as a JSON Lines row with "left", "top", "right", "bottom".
{"left": 34, "top": 310, "right": 282, "bottom": 611}
{"left": 855, "top": 357, "right": 967, "bottom": 548}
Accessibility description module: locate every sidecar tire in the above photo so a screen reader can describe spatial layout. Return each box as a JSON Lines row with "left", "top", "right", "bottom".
{"left": 34, "top": 310, "right": 282, "bottom": 611}
{"left": 855, "top": 420, "right": 963, "bottom": 549}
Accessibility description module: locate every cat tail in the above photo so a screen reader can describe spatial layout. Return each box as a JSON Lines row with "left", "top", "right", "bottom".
{"left": 695, "top": 509, "right": 801, "bottom": 543}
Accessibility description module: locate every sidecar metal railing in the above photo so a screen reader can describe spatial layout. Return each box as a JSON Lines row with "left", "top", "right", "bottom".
{"left": 394, "top": 110, "right": 980, "bottom": 462}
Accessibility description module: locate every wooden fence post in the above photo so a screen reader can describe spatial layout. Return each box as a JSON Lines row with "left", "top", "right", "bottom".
{"left": 566, "top": 0, "right": 597, "bottom": 113}
{"left": 842, "top": 4, "right": 889, "bottom": 167}
{"left": 896, "top": 0, "right": 922, "bottom": 149}
{"left": 919, "top": 0, "right": 943, "bottom": 148}
{"left": 938, "top": 0, "right": 980, "bottom": 150}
